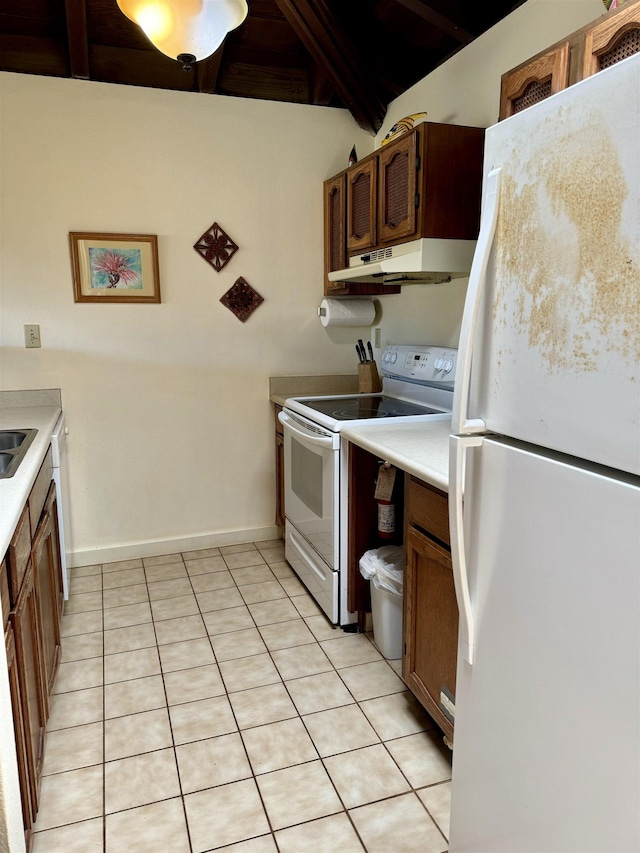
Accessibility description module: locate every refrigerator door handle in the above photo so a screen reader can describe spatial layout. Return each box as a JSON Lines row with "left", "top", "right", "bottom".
{"left": 452, "top": 167, "right": 501, "bottom": 435}
{"left": 450, "top": 434, "right": 483, "bottom": 665}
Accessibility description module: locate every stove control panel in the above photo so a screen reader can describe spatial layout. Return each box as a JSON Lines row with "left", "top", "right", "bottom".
{"left": 381, "top": 345, "right": 458, "bottom": 384}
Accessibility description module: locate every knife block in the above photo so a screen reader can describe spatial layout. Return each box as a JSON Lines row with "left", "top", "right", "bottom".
{"left": 358, "top": 362, "right": 382, "bottom": 393}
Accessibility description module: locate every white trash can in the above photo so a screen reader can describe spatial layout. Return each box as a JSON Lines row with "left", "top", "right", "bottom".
{"left": 359, "top": 546, "right": 404, "bottom": 660}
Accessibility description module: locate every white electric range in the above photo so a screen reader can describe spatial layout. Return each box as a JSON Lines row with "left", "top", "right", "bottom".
{"left": 279, "top": 344, "right": 457, "bottom": 625}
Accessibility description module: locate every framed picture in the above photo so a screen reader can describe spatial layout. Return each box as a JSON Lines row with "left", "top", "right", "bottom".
{"left": 69, "top": 232, "right": 161, "bottom": 303}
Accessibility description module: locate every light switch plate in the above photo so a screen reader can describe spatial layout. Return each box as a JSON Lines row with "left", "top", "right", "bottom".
{"left": 24, "top": 325, "right": 41, "bottom": 348}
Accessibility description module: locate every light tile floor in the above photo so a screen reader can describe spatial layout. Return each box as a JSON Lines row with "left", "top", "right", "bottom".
{"left": 32, "top": 540, "right": 452, "bottom": 852}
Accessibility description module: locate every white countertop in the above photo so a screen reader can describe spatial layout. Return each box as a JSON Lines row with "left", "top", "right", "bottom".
{"left": 0, "top": 405, "right": 62, "bottom": 556}
{"left": 341, "top": 419, "right": 452, "bottom": 493}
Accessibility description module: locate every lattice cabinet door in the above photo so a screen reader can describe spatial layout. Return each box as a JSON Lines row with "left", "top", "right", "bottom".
{"left": 582, "top": 1, "right": 640, "bottom": 78}
{"left": 323, "top": 173, "right": 347, "bottom": 294}
{"left": 377, "top": 131, "right": 419, "bottom": 245}
{"left": 499, "top": 42, "right": 570, "bottom": 121}
{"left": 346, "top": 158, "right": 377, "bottom": 253}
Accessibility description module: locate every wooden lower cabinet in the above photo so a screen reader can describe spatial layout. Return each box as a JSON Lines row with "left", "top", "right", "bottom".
{"left": 10, "top": 561, "right": 48, "bottom": 826}
{"left": 5, "top": 621, "right": 34, "bottom": 847}
{"left": 31, "top": 483, "right": 62, "bottom": 696}
{"left": 4, "top": 455, "right": 64, "bottom": 843}
{"left": 404, "top": 526, "right": 457, "bottom": 740}
{"left": 403, "top": 477, "right": 457, "bottom": 741}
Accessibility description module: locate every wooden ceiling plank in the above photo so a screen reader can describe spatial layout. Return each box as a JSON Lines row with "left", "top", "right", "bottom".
{"left": 0, "top": 33, "right": 69, "bottom": 76}
{"left": 64, "top": 0, "right": 90, "bottom": 79}
{"left": 218, "top": 61, "right": 309, "bottom": 102}
{"left": 198, "top": 45, "right": 224, "bottom": 94}
{"left": 274, "top": 0, "right": 387, "bottom": 132}
{"left": 89, "top": 42, "right": 196, "bottom": 90}
{"left": 393, "top": 0, "right": 473, "bottom": 45}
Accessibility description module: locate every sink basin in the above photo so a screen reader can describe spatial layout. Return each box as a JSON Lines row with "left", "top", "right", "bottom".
{"left": 0, "top": 429, "right": 38, "bottom": 479}
{"left": 0, "top": 431, "right": 28, "bottom": 451}
{"left": 0, "top": 453, "right": 14, "bottom": 474}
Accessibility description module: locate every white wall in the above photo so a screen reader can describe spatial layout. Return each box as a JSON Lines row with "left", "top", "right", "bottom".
{"left": 0, "top": 76, "right": 371, "bottom": 564}
{"left": 370, "top": 0, "right": 604, "bottom": 354}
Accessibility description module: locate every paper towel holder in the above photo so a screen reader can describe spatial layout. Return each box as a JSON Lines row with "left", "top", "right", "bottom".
{"left": 317, "top": 298, "right": 375, "bottom": 318}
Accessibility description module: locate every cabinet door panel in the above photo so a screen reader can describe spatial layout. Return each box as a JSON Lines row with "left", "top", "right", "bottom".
{"left": 32, "top": 499, "right": 62, "bottom": 697}
{"left": 7, "top": 505, "right": 31, "bottom": 607}
{"left": 347, "top": 159, "right": 377, "bottom": 252}
{"left": 499, "top": 42, "right": 569, "bottom": 120}
{"left": 378, "top": 133, "right": 418, "bottom": 244}
{"left": 10, "top": 563, "right": 47, "bottom": 818}
{"left": 324, "top": 173, "right": 347, "bottom": 295}
{"left": 583, "top": 3, "right": 640, "bottom": 77}
{"left": 28, "top": 448, "right": 52, "bottom": 534}
{"left": 5, "top": 622, "right": 33, "bottom": 842}
{"left": 404, "top": 526, "right": 457, "bottom": 739}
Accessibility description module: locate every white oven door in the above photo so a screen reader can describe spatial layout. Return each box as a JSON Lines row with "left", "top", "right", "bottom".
{"left": 279, "top": 410, "right": 339, "bottom": 572}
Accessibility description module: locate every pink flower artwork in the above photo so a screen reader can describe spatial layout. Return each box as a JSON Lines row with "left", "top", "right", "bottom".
{"left": 89, "top": 248, "right": 142, "bottom": 289}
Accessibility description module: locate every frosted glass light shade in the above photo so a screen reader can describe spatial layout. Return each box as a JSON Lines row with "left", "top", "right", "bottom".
{"left": 117, "top": 0, "right": 248, "bottom": 62}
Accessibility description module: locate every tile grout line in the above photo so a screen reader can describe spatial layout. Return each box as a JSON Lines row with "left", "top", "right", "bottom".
{"left": 143, "top": 552, "right": 196, "bottom": 853}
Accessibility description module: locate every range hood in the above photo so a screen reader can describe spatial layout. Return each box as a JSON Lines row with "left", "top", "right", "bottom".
{"left": 327, "top": 238, "right": 476, "bottom": 286}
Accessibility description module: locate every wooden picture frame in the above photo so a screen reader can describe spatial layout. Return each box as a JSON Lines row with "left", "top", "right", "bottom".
{"left": 69, "top": 232, "right": 161, "bottom": 303}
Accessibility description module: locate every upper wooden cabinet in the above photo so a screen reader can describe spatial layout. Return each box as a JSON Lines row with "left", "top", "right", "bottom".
{"left": 583, "top": 1, "right": 640, "bottom": 77}
{"left": 499, "top": 0, "right": 640, "bottom": 120}
{"left": 500, "top": 42, "right": 570, "bottom": 120}
{"left": 324, "top": 121, "right": 484, "bottom": 296}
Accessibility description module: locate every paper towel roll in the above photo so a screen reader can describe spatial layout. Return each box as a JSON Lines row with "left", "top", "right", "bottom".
{"left": 319, "top": 298, "right": 375, "bottom": 328}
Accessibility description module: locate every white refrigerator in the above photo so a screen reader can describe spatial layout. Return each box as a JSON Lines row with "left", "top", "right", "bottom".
{"left": 448, "top": 54, "right": 640, "bottom": 852}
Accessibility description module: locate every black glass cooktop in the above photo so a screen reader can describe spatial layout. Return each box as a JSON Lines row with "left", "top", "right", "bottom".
{"left": 299, "top": 395, "right": 440, "bottom": 420}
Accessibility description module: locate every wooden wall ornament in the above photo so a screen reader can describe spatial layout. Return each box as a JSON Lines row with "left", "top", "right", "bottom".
{"left": 194, "top": 222, "right": 239, "bottom": 272}
{"left": 220, "top": 277, "right": 264, "bottom": 322}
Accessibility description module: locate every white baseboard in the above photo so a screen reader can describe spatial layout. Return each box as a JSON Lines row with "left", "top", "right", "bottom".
{"left": 68, "top": 525, "right": 282, "bottom": 568}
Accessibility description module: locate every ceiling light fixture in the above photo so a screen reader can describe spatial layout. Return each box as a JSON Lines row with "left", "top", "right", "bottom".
{"left": 116, "top": 0, "right": 248, "bottom": 71}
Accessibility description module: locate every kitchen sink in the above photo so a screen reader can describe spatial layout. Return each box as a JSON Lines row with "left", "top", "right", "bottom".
{"left": 0, "top": 429, "right": 38, "bottom": 479}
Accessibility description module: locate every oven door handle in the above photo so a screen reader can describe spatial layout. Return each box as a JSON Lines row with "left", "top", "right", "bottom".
{"left": 278, "top": 411, "right": 335, "bottom": 448}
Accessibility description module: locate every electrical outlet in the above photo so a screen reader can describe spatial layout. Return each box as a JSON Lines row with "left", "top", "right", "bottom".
{"left": 374, "top": 327, "right": 382, "bottom": 349}
{"left": 24, "top": 325, "right": 41, "bottom": 348}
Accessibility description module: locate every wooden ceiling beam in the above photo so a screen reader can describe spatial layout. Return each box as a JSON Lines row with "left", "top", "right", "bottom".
{"left": 64, "top": 0, "right": 90, "bottom": 79}
{"left": 393, "top": 0, "right": 473, "bottom": 45}
{"left": 311, "top": 66, "right": 334, "bottom": 107}
{"left": 274, "top": 0, "right": 387, "bottom": 133}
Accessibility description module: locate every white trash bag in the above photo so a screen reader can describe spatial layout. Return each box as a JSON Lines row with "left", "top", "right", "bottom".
{"left": 359, "top": 546, "right": 404, "bottom": 595}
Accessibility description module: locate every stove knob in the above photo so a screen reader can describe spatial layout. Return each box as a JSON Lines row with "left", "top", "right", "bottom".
{"left": 435, "top": 358, "right": 443, "bottom": 370}
{"left": 389, "top": 352, "right": 397, "bottom": 364}
{"left": 382, "top": 351, "right": 390, "bottom": 363}
{"left": 443, "top": 359, "right": 453, "bottom": 373}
